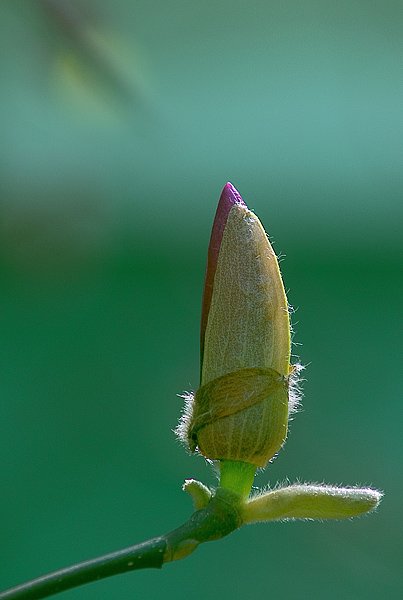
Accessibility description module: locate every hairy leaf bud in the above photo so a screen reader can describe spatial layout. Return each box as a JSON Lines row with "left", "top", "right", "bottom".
{"left": 240, "top": 484, "right": 383, "bottom": 522}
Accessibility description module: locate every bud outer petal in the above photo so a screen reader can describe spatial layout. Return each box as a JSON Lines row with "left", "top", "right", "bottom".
{"left": 197, "top": 194, "right": 291, "bottom": 467}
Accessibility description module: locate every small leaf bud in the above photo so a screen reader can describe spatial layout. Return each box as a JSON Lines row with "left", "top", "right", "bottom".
{"left": 182, "top": 479, "right": 212, "bottom": 510}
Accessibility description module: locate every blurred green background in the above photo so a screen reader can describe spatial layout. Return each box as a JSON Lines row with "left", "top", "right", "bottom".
{"left": 1, "top": 1, "right": 401, "bottom": 598}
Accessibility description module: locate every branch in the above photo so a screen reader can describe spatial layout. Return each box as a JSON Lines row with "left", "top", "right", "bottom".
{"left": 0, "top": 488, "right": 242, "bottom": 600}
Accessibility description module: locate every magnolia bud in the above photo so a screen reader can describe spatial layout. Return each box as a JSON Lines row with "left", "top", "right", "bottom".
{"left": 177, "top": 183, "right": 296, "bottom": 468}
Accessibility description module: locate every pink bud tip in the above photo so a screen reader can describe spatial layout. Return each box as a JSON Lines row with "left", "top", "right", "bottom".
{"left": 200, "top": 184, "right": 247, "bottom": 378}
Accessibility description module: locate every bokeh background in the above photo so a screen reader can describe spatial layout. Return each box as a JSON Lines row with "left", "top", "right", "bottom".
{"left": 1, "top": 1, "right": 401, "bottom": 598}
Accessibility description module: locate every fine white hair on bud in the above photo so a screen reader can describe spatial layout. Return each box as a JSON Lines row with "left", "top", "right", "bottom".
{"left": 175, "top": 392, "right": 196, "bottom": 450}
{"left": 287, "top": 362, "right": 304, "bottom": 417}
{"left": 240, "top": 483, "right": 383, "bottom": 523}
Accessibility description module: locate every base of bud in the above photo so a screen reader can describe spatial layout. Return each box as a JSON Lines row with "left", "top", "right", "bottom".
{"left": 219, "top": 460, "right": 257, "bottom": 496}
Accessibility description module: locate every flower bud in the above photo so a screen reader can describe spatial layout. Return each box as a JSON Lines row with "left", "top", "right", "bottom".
{"left": 177, "top": 183, "right": 295, "bottom": 468}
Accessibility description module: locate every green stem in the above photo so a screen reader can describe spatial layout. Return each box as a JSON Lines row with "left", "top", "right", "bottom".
{"left": 0, "top": 537, "right": 166, "bottom": 600}
{"left": 0, "top": 488, "right": 242, "bottom": 600}
{"left": 219, "top": 460, "right": 257, "bottom": 496}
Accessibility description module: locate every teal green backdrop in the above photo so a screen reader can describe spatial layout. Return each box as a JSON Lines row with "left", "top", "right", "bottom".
{"left": 0, "top": 1, "right": 401, "bottom": 598}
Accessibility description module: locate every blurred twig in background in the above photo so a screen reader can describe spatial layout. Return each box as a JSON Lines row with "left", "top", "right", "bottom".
{"left": 39, "top": 0, "right": 148, "bottom": 114}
